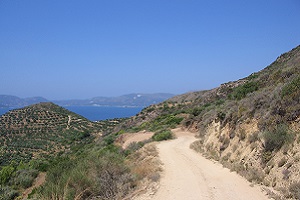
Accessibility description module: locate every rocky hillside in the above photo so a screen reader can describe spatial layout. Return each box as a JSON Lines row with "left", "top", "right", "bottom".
{"left": 122, "top": 45, "right": 300, "bottom": 199}
{"left": 0, "top": 102, "right": 104, "bottom": 166}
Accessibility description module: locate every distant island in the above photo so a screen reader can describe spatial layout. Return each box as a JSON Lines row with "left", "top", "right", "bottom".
{"left": 0, "top": 93, "right": 175, "bottom": 108}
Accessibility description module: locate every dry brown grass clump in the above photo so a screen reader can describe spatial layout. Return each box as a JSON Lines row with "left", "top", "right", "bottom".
{"left": 125, "top": 143, "right": 162, "bottom": 199}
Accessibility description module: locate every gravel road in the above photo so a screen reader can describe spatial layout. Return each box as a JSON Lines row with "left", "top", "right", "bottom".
{"left": 139, "top": 129, "right": 270, "bottom": 200}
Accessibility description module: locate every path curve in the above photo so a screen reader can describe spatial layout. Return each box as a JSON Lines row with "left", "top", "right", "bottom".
{"left": 137, "top": 128, "right": 269, "bottom": 200}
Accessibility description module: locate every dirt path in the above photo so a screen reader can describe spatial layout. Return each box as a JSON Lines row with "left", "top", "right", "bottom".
{"left": 67, "top": 115, "right": 71, "bottom": 129}
{"left": 137, "top": 129, "right": 270, "bottom": 200}
{"left": 23, "top": 172, "right": 46, "bottom": 198}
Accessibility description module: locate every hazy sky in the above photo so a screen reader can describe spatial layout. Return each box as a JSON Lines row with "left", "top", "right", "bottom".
{"left": 1, "top": 1, "right": 300, "bottom": 100}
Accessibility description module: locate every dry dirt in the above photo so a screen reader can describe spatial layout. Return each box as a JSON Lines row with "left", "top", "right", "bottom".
{"left": 120, "top": 131, "right": 155, "bottom": 149}
{"left": 135, "top": 128, "right": 270, "bottom": 200}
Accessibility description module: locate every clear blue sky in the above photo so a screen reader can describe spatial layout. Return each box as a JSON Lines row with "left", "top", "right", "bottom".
{"left": 1, "top": 1, "right": 300, "bottom": 100}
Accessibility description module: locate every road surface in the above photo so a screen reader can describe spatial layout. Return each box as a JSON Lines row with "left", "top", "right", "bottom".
{"left": 137, "top": 129, "right": 270, "bottom": 200}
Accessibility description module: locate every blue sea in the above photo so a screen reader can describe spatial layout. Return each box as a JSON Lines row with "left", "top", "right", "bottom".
{"left": 64, "top": 106, "right": 143, "bottom": 121}
{"left": 0, "top": 106, "right": 144, "bottom": 121}
{"left": 0, "top": 108, "right": 11, "bottom": 115}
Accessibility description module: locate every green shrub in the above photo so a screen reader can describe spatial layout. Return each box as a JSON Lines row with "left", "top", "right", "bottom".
{"left": 126, "top": 141, "right": 147, "bottom": 153}
{"left": 162, "top": 115, "right": 184, "bottom": 126}
{"left": 282, "top": 75, "right": 300, "bottom": 98}
{"left": 152, "top": 130, "right": 173, "bottom": 141}
{"left": 191, "top": 107, "right": 204, "bottom": 116}
{"left": 248, "top": 73, "right": 259, "bottom": 80}
{"left": 217, "top": 112, "right": 226, "bottom": 121}
{"left": 261, "top": 151, "right": 273, "bottom": 164}
{"left": 0, "top": 165, "right": 15, "bottom": 185}
{"left": 231, "top": 81, "right": 259, "bottom": 100}
{"left": 28, "top": 159, "right": 50, "bottom": 172}
{"left": 144, "top": 107, "right": 155, "bottom": 113}
{"left": 0, "top": 186, "right": 19, "bottom": 200}
{"left": 11, "top": 169, "right": 39, "bottom": 189}
{"left": 103, "top": 133, "right": 118, "bottom": 145}
{"left": 140, "top": 114, "right": 183, "bottom": 132}
{"left": 220, "top": 137, "right": 230, "bottom": 151}
{"left": 248, "top": 132, "right": 259, "bottom": 143}
{"left": 37, "top": 146, "right": 134, "bottom": 200}
{"left": 262, "top": 124, "right": 292, "bottom": 152}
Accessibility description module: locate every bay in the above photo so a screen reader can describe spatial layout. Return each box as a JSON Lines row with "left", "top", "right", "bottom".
{"left": 0, "top": 108, "right": 11, "bottom": 116}
{"left": 0, "top": 106, "right": 144, "bottom": 121}
{"left": 64, "top": 106, "right": 144, "bottom": 121}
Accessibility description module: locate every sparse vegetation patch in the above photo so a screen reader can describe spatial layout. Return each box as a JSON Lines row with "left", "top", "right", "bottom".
{"left": 262, "top": 124, "right": 293, "bottom": 152}
{"left": 230, "top": 81, "right": 259, "bottom": 100}
{"left": 152, "top": 130, "right": 173, "bottom": 141}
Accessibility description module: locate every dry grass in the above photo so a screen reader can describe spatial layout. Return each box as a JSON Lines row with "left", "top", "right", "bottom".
{"left": 125, "top": 143, "right": 162, "bottom": 199}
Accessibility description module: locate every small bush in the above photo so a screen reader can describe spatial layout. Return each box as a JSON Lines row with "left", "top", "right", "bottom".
{"left": 190, "top": 140, "right": 204, "bottom": 153}
{"left": 0, "top": 186, "right": 19, "bottom": 200}
{"left": 288, "top": 182, "right": 300, "bottom": 199}
{"left": 0, "top": 165, "right": 15, "bottom": 185}
{"left": 278, "top": 157, "right": 287, "bottom": 167}
{"left": 261, "top": 151, "right": 273, "bottom": 164}
{"left": 152, "top": 130, "right": 173, "bottom": 141}
{"left": 138, "top": 114, "right": 183, "bottom": 132}
{"left": 144, "top": 107, "right": 155, "bottom": 113}
{"left": 163, "top": 115, "right": 184, "bottom": 126}
{"left": 229, "top": 131, "right": 235, "bottom": 139}
{"left": 191, "top": 107, "right": 205, "bottom": 116}
{"left": 248, "top": 132, "right": 259, "bottom": 143}
{"left": 282, "top": 169, "right": 290, "bottom": 180}
{"left": 103, "top": 133, "right": 118, "bottom": 145}
{"left": 125, "top": 141, "right": 147, "bottom": 154}
{"left": 230, "top": 81, "right": 259, "bottom": 100}
{"left": 217, "top": 112, "right": 226, "bottom": 121}
{"left": 37, "top": 147, "right": 134, "bottom": 200}
{"left": 219, "top": 136, "right": 230, "bottom": 151}
{"left": 28, "top": 159, "right": 49, "bottom": 172}
{"left": 238, "top": 129, "right": 246, "bottom": 141}
{"left": 282, "top": 75, "right": 300, "bottom": 98}
{"left": 11, "top": 169, "right": 39, "bottom": 189}
{"left": 262, "top": 124, "right": 292, "bottom": 152}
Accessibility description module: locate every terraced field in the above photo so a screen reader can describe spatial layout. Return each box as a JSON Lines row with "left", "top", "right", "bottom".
{"left": 0, "top": 102, "right": 102, "bottom": 165}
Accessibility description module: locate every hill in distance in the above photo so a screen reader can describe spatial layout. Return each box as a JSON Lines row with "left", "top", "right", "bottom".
{"left": 53, "top": 93, "right": 175, "bottom": 107}
{"left": 0, "top": 95, "right": 48, "bottom": 108}
{"left": 0, "top": 93, "right": 174, "bottom": 108}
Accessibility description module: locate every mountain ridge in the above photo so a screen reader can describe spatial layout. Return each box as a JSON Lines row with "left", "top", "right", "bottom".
{"left": 0, "top": 93, "right": 174, "bottom": 108}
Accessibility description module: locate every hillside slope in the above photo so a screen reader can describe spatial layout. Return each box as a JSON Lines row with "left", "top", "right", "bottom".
{"left": 0, "top": 102, "right": 140, "bottom": 200}
{"left": 0, "top": 102, "right": 102, "bottom": 166}
{"left": 122, "top": 45, "right": 300, "bottom": 199}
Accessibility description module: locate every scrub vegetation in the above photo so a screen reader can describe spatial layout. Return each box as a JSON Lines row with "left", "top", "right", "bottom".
{"left": 1, "top": 45, "right": 300, "bottom": 199}
{"left": 118, "top": 45, "right": 300, "bottom": 199}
